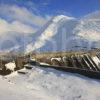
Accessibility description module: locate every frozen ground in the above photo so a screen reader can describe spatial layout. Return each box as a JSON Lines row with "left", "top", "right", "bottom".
{"left": 0, "top": 66, "right": 100, "bottom": 100}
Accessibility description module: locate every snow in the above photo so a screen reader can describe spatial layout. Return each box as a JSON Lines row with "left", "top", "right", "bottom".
{"left": 92, "top": 56, "right": 100, "bottom": 66}
{"left": 40, "top": 62, "right": 50, "bottom": 65}
{"left": 74, "top": 18, "right": 100, "bottom": 41}
{"left": 51, "top": 57, "right": 62, "bottom": 62}
{"left": 5, "top": 62, "right": 16, "bottom": 71}
{"left": 0, "top": 11, "right": 100, "bottom": 52}
{"left": 25, "top": 11, "right": 100, "bottom": 53}
{"left": 25, "top": 15, "right": 75, "bottom": 53}
{"left": 0, "top": 65, "right": 100, "bottom": 100}
{"left": 52, "top": 15, "right": 74, "bottom": 22}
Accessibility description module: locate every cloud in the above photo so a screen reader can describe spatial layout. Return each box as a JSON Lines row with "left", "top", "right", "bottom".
{"left": 0, "top": 18, "right": 37, "bottom": 35}
{"left": 55, "top": 10, "right": 72, "bottom": 17}
{"left": 0, "top": 4, "right": 50, "bottom": 27}
{"left": 0, "top": 3, "right": 52, "bottom": 52}
{"left": 0, "top": 4, "right": 51, "bottom": 35}
{"left": 41, "top": 0, "right": 51, "bottom": 6}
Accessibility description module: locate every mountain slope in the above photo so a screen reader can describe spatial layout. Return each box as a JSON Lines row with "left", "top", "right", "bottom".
{"left": 25, "top": 12, "right": 100, "bottom": 53}
{"left": 74, "top": 11, "right": 100, "bottom": 41}
{"left": 0, "top": 11, "right": 100, "bottom": 53}
{"left": 25, "top": 15, "right": 78, "bottom": 53}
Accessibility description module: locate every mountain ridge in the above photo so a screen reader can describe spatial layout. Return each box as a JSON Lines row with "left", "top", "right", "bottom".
{"left": 0, "top": 11, "right": 100, "bottom": 53}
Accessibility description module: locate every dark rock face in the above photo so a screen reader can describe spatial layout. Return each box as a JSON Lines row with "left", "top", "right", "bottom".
{"left": 0, "top": 66, "right": 12, "bottom": 75}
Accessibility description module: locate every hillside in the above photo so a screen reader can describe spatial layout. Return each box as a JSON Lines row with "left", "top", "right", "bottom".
{"left": 25, "top": 12, "right": 100, "bottom": 53}
{"left": 0, "top": 11, "right": 100, "bottom": 53}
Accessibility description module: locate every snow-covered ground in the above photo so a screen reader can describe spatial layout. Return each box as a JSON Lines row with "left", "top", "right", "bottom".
{"left": 0, "top": 65, "right": 100, "bottom": 100}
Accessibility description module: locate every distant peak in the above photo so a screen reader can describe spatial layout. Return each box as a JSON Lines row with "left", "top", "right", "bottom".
{"left": 52, "top": 15, "right": 75, "bottom": 22}
{"left": 83, "top": 11, "right": 100, "bottom": 20}
{"left": 90, "top": 10, "right": 100, "bottom": 15}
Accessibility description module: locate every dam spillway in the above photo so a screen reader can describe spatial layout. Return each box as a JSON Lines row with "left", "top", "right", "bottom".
{"left": 35, "top": 50, "right": 100, "bottom": 79}
{"left": 0, "top": 49, "right": 100, "bottom": 79}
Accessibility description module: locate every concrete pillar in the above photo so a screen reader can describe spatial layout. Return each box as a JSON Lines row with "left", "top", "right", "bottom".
{"left": 15, "top": 57, "right": 24, "bottom": 70}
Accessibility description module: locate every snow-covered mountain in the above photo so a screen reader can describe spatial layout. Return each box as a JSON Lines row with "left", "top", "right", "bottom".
{"left": 74, "top": 11, "right": 100, "bottom": 41}
{"left": 0, "top": 11, "right": 100, "bottom": 53}
{"left": 25, "top": 12, "right": 100, "bottom": 53}
{"left": 25, "top": 15, "right": 78, "bottom": 52}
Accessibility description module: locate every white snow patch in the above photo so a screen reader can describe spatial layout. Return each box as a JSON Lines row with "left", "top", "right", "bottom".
{"left": 5, "top": 62, "right": 16, "bottom": 71}
{"left": 40, "top": 62, "right": 50, "bottom": 65}
{"left": 51, "top": 57, "right": 62, "bottom": 61}
{"left": 92, "top": 56, "right": 100, "bottom": 66}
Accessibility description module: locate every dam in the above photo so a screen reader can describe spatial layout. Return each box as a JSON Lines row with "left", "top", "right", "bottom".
{"left": 0, "top": 49, "right": 100, "bottom": 79}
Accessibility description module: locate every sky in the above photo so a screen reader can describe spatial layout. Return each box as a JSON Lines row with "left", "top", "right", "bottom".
{"left": 0, "top": 0, "right": 100, "bottom": 35}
